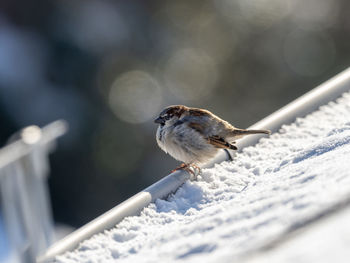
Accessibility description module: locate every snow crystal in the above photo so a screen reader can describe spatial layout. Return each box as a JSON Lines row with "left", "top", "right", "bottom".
{"left": 56, "top": 92, "right": 350, "bottom": 263}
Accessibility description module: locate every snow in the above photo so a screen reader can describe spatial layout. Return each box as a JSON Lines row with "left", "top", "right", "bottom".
{"left": 245, "top": 205, "right": 350, "bottom": 263}
{"left": 56, "top": 92, "right": 350, "bottom": 263}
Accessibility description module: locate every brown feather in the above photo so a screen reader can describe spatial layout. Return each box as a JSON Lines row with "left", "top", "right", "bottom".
{"left": 188, "top": 108, "right": 210, "bottom": 117}
{"left": 232, "top": 129, "right": 271, "bottom": 136}
{"left": 188, "top": 122, "right": 204, "bottom": 133}
{"left": 207, "top": 135, "right": 237, "bottom": 150}
{"left": 167, "top": 105, "right": 186, "bottom": 117}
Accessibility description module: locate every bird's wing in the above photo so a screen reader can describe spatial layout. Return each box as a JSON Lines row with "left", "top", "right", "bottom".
{"left": 187, "top": 121, "right": 204, "bottom": 133}
{"left": 207, "top": 135, "right": 237, "bottom": 150}
{"left": 182, "top": 114, "right": 213, "bottom": 135}
{"left": 184, "top": 117, "right": 236, "bottom": 150}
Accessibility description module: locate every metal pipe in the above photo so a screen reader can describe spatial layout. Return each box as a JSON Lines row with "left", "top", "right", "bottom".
{"left": 0, "top": 121, "right": 67, "bottom": 171}
{"left": 37, "top": 67, "right": 350, "bottom": 262}
{"left": 0, "top": 120, "right": 67, "bottom": 263}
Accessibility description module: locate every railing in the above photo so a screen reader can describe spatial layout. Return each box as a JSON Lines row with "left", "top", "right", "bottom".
{"left": 38, "top": 67, "right": 350, "bottom": 262}
{"left": 0, "top": 121, "right": 67, "bottom": 263}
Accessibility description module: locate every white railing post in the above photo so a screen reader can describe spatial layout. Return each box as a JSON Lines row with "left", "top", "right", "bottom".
{"left": 0, "top": 121, "right": 67, "bottom": 263}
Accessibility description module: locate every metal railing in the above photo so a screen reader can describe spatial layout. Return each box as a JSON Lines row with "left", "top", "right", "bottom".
{"left": 38, "top": 67, "right": 350, "bottom": 262}
{"left": 0, "top": 121, "right": 67, "bottom": 263}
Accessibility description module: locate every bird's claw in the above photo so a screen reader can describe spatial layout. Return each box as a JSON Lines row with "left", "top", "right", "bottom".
{"left": 171, "top": 163, "right": 201, "bottom": 180}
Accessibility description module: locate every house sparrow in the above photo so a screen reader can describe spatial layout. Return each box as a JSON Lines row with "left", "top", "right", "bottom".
{"left": 155, "top": 105, "right": 270, "bottom": 173}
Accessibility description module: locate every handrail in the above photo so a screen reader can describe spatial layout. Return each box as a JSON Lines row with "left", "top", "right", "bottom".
{"left": 0, "top": 120, "right": 67, "bottom": 263}
{"left": 0, "top": 121, "right": 67, "bottom": 171}
{"left": 37, "top": 67, "right": 350, "bottom": 262}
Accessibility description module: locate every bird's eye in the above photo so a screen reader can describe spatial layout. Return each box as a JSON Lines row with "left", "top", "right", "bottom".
{"left": 164, "top": 115, "right": 172, "bottom": 120}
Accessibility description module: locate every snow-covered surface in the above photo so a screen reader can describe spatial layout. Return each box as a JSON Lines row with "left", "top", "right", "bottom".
{"left": 245, "top": 204, "right": 350, "bottom": 263}
{"left": 57, "top": 92, "right": 350, "bottom": 263}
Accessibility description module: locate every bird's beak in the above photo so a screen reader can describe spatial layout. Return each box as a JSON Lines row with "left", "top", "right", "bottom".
{"left": 154, "top": 116, "right": 164, "bottom": 124}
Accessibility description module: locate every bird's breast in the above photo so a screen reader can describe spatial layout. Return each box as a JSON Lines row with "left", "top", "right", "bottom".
{"left": 156, "top": 124, "right": 218, "bottom": 164}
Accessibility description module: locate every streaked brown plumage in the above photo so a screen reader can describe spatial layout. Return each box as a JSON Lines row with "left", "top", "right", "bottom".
{"left": 155, "top": 105, "right": 270, "bottom": 165}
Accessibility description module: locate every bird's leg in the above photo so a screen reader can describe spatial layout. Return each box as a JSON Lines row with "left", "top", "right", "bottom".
{"left": 188, "top": 163, "right": 201, "bottom": 180}
{"left": 171, "top": 163, "right": 193, "bottom": 176}
{"left": 171, "top": 163, "right": 188, "bottom": 173}
{"left": 171, "top": 163, "right": 201, "bottom": 180}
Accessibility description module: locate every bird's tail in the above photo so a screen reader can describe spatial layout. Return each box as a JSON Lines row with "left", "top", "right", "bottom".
{"left": 230, "top": 128, "right": 271, "bottom": 139}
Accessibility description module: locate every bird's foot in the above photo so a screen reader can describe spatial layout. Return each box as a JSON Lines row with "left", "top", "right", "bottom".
{"left": 171, "top": 163, "right": 189, "bottom": 173}
{"left": 171, "top": 163, "right": 201, "bottom": 180}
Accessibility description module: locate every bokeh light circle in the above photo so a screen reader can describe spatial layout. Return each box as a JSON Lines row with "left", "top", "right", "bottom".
{"left": 284, "top": 30, "right": 336, "bottom": 77}
{"left": 108, "top": 70, "right": 162, "bottom": 124}
{"left": 289, "top": 0, "right": 339, "bottom": 30}
{"left": 237, "top": 0, "right": 291, "bottom": 29}
{"left": 163, "top": 48, "right": 218, "bottom": 102}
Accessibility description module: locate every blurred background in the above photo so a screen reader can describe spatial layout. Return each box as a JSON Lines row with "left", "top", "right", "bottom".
{"left": 0, "top": 0, "right": 349, "bottom": 230}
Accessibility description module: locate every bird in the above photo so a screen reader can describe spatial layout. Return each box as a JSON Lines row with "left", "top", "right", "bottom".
{"left": 154, "top": 105, "right": 270, "bottom": 175}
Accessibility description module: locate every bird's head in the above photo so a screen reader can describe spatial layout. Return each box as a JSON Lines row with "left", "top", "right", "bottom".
{"left": 154, "top": 105, "right": 188, "bottom": 127}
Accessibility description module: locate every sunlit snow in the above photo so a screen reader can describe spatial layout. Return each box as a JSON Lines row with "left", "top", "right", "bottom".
{"left": 57, "top": 92, "right": 350, "bottom": 263}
